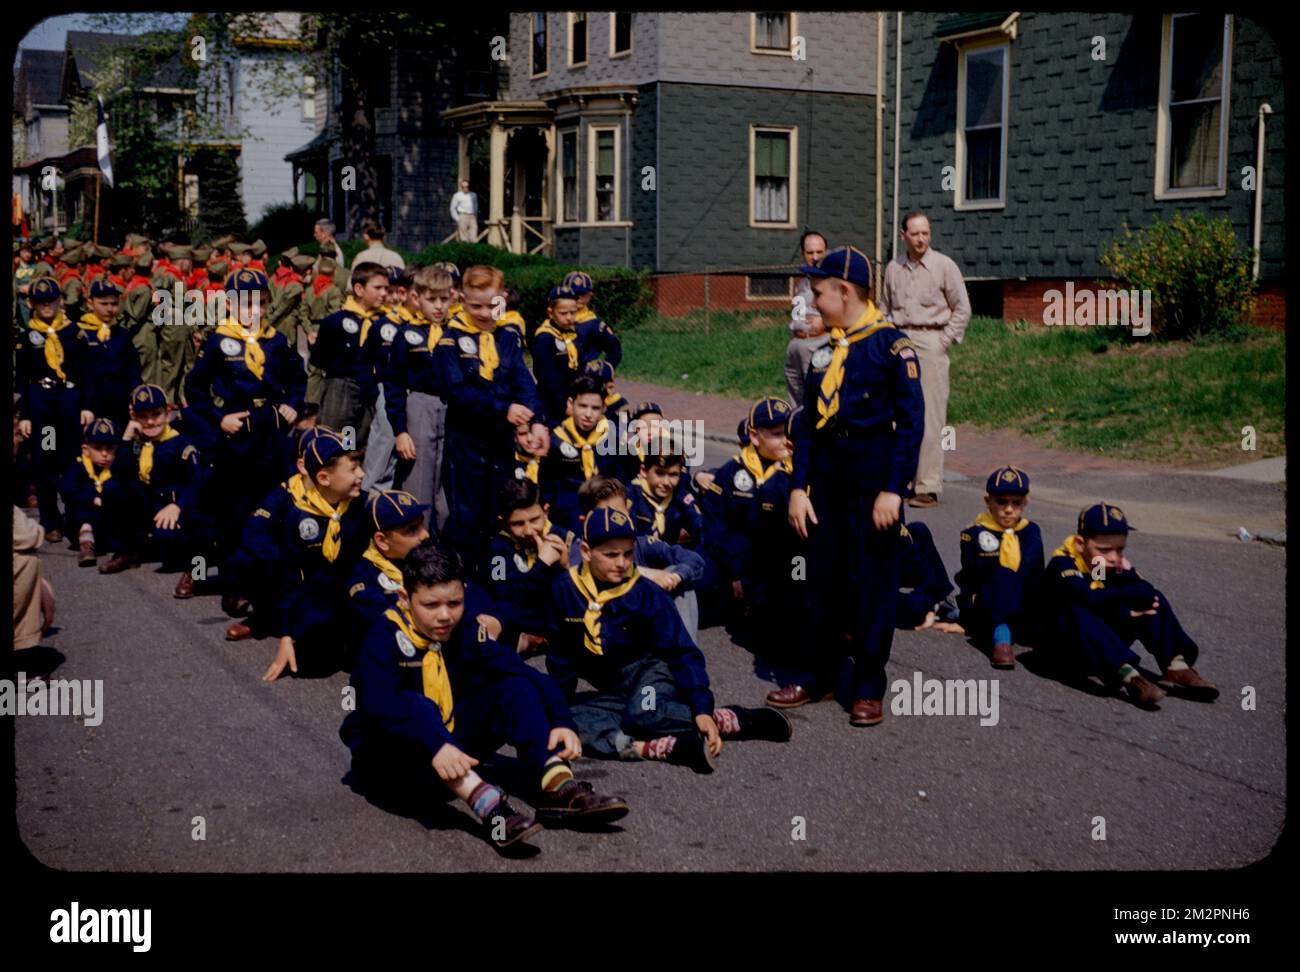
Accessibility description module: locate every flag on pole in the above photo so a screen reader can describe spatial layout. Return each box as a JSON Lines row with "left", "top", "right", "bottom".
{"left": 96, "top": 96, "right": 114, "bottom": 189}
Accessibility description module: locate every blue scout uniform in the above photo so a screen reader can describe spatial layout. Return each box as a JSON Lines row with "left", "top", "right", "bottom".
{"left": 787, "top": 247, "right": 925, "bottom": 704}
{"left": 484, "top": 518, "right": 576, "bottom": 648}
{"left": 340, "top": 601, "right": 579, "bottom": 797}
{"left": 362, "top": 304, "right": 407, "bottom": 491}
{"left": 1040, "top": 503, "right": 1200, "bottom": 686}
{"left": 954, "top": 467, "right": 1044, "bottom": 643}
{"left": 581, "top": 359, "right": 631, "bottom": 423}
{"left": 226, "top": 472, "right": 307, "bottom": 638}
{"left": 896, "top": 521, "right": 957, "bottom": 629}
{"left": 432, "top": 314, "right": 543, "bottom": 569}
{"left": 18, "top": 278, "right": 90, "bottom": 533}
{"left": 58, "top": 419, "right": 141, "bottom": 553}
{"left": 543, "top": 508, "right": 714, "bottom": 758}
{"left": 565, "top": 272, "right": 619, "bottom": 339}
{"left": 530, "top": 286, "right": 623, "bottom": 426}
{"left": 539, "top": 415, "right": 627, "bottom": 534}
{"left": 626, "top": 473, "right": 703, "bottom": 545}
{"left": 77, "top": 279, "right": 142, "bottom": 430}
{"left": 382, "top": 308, "right": 448, "bottom": 513}
{"left": 310, "top": 295, "right": 383, "bottom": 450}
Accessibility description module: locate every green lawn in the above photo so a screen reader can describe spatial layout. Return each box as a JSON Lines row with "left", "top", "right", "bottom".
{"left": 618, "top": 312, "right": 1286, "bottom": 466}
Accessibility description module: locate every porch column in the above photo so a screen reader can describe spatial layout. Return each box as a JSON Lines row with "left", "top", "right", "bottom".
{"left": 488, "top": 120, "right": 507, "bottom": 248}
{"left": 511, "top": 133, "right": 525, "bottom": 253}
{"left": 457, "top": 132, "right": 468, "bottom": 185}
{"left": 543, "top": 124, "right": 556, "bottom": 257}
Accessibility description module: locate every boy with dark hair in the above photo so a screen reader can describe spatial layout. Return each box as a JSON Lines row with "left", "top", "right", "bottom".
{"left": 953, "top": 466, "right": 1044, "bottom": 667}
{"left": 342, "top": 539, "right": 628, "bottom": 851}
{"left": 311, "top": 261, "right": 389, "bottom": 453}
{"left": 485, "top": 478, "right": 574, "bottom": 653}
{"left": 543, "top": 508, "right": 791, "bottom": 773}
{"left": 539, "top": 374, "right": 625, "bottom": 533}
{"left": 78, "top": 278, "right": 142, "bottom": 430}
{"left": 627, "top": 445, "right": 703, "bottom": 545}
{"left": 59, "top": 418, "right": 140, "bottom": 568}
{"left": 582, "top": 359, "right": 631, "bottom": 424}
{"left": 531, "top": 284, "right": 623, "bottom": 427}
{"left": 1040, "top": 502, "right": 1218, "bottom": 709}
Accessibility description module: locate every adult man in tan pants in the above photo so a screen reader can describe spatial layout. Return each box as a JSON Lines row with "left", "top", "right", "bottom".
{"left": 878, "top": 212, "right": 970, "bottom": 508}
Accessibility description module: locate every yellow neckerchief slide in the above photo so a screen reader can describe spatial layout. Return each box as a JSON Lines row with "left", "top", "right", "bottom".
{"left": 737, "top": 444, "right": 792, "bottom": 489}
{"left": 515, "top": 450, "right": 540, "bottom": 483}
{"left": 81, "top": 455, "right": 112, "bottom": 494}
{"left": 974, "top": 511, "right": 1030, "bottom": 571}
{"left": 291, "top": 484, "right": 353, "bottom": 562}
{"left": 1052, "top": 534, "right": 1105, "bottom": 589}
{"left": 385, "top": 606, "right": 454, "bottom": 731}
{"left": 499, "top": 518, "right": 554, "bottom": 571}
{"left": 77, "top": 312, "right": 113, "bottom": 342}
{"left": 568, "top": 562, "right": 639, "bottom": 656}
{"left": 537, "top": 319, "right": 579, "bottom": 369}
{"left": 138, "top": 425, "right": 180, "bottom": 484}
{"left": 30, "top": 314, "right": 70, "bottom": 380}
{"left": 632, "top": 475, "right": 670, "bottom": 537}
{"left": 362, "top": 541, "right": 404, "bottom": 586}
{"left": 816, "top": 302, "right": 892, "bottom": 429}
{"left": 215, "top": 319, "right": 276, "bottom": 381}
{"left": 341, "top": 295, "right": 380, "bottom": 347}
{"left": 555, "top": 416, "right": 609, "bottom": 480}
{"left": 448, "top": 317, "right": 498, "bottom": 380}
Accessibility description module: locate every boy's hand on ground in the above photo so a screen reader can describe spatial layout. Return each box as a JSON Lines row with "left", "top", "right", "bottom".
{"left": 262, "top": 636, "right": 298, "bottom": 681}
{"left": 873, "top": 491, "right": 902, "bottom": 530}
{"left": 788, "top": 489, "right": 817, "bottom": 539}
{"left": 914, "top": 610, "right": 937, "bottom": 631}
{"left": 153, "top": 503, "right": 182, "bottom": 530}
{"left": 548, "top": 727, "right": 582, "bottom": 760}
{"left": 277, "top": 404, "right": 298, "bottom": 424}
{"left": 220, "top": 412, "right": 250, "bottom": 435}
{"left": 695, "top": 714, "right": 723, "bottom": 757}
{"left": 932, "top": 621, "right": 965, "bottom": 634}
{"left": 506, "top": 403, "right": 532, "bottom": 427}
{"left": 1130, "top": 598, "right": 1159, "bottom": 617}
{"left": 395, "top": 432, "right": 417, "bottom": 460}
{"left": 475, "top": 613, "right": 502, "bottom": 640}
{"left": 431, "top": 742, "right": 478, "bottom": 782}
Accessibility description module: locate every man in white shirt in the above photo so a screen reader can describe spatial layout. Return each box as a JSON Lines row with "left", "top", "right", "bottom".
{"left": 450, "top": 180, "right": 479, "bottom": 242}
{"left": 356, "top": 220, "right": 405, "bottom": 270}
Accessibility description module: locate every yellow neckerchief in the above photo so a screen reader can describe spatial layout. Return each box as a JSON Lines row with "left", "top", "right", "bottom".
{"left": 385, "top": 606, "right": 454, "bottom": 731}
{"left": 285, "top": 472, "right": 309, "bottom": 505}
{"left": 291, "top": 483, "right": 354, "bottom": 562}
{"left": 604, "top": 384, "right": 622, "bottom": 409}
{"left": 537, "top": 319, "right": 579, "bottom": 370}
{"left": 499, "top": 309, "right": 525, "bottom": 337}
{"left": 138, "top": 425, "right": 180, "bottom": 485}
{"left": 499, "top": 518, "right": 555, "bottom": 571}
{"left": 974, "top": 512, "right": 1030, "bottom": 572}
{"left": 515, "top": 450, "right": 540, "bottom": 483}
{"left": 816, "top": 302, "right": 892, "bottom": 429}
{"left": 632, "top": 475, "right": 670, "bottom": 538}
{"left": 342, "top": 295, "right": 380, "bottom": 347}
{"left": 737, "top": 444, "right": 792, "bottom": 489}
{"left": 215, "top": 319, "right": 276, "bottom": 381}
{"left": 81, "top": 455, "right": 112, "bottom": 494}
{"left": 448, "top": 302, "right": 463, "bottom": 318}
{"left": 448, "top": 316, "right": 499, "bottom": 380}
{"left": 362, "top": 541, "right": 404, "bottom": 586}
{"left": 568, "top": 561, "right": 640, "bottom": 656}
{"left": 575, "top": 307, "right": 597, "bottom": 324}
{"left": 1052, "top": 534, "right": 1104, "bottom": 590}
{"left": 77, "top": 312, "right": 113, "bottom": 342}
{"left": 30, "top": 314, "right": 70, "bottom": 380}
{"left": 555, "top": 416, "right": 609, "bottom": 480}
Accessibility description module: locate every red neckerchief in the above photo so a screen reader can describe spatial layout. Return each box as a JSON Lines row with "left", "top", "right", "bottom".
{"left": 273, "top": 266, "right": 302, "bottom": 287}
{"left": 312, "top": 274, "right": 335, "bottom": 296}
{"left": 124, "top": 275, "right": 151, "bottom": 292}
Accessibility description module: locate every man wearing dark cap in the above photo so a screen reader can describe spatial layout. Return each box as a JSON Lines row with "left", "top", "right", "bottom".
{"left": 1040, "top": 502, "right": 1218, "bottom": 709}
{"left": 768, "top": 245, "right": 925, "bottom": 728}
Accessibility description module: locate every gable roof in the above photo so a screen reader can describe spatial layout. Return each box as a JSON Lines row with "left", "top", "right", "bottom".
{"left": 64, "top": 30, "right": 137, "bottom": 92}
{"left": 14, "top": 49, "right": 67, "bottom": 116}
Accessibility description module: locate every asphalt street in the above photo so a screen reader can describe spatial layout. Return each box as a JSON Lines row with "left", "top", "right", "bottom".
{"left": 13, "top": 436, "right": 1286, "bottom": 872}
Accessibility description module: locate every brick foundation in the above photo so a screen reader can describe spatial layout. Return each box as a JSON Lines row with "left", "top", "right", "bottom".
{"left": 651, "top": 273, "right": 794, "bottom": 318}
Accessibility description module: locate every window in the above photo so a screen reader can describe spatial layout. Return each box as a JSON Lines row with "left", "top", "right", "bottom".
{"left": 569, "top": 13, "right": 588, "bottom": 67}
{"left": 1157, "top": 13, "right": 1231, "bottom": 197}
{"left": 560, "top": 129, "right": 579, "bottom": 222}
{"left": 303, "top": 74, "right": 315, "bottom": 120}
{"left": 301, "top": 167, "right": 326, "bottom": 217}
{"left": 956, "top": 42, "right": 1009, "bottom": 208}
{"left": 591, "top": 127, "right": 616, "bottom": 221}
{"left": 749, "top": 126, "right": 797, "bottom": 228}
{"left": 183, "top": 174, "right": 200, "bottom": 219}
{"left": 531, "top": 13, "right": 548, "bottom": 77}
{"left": 610, "top": 12, "right": 632, "bottom": 57}
{"left": 752, "top": 13, "right": 796, "bottom": 54}
{"left": 746, "top": 274, "right": 794, "bottom": 300}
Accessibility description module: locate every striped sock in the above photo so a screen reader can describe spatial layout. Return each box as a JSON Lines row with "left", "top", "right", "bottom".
{"left": 713, "top": 707, "right": 740, "bottom": 736}
{"left": 79, "top": 524, "right": 94, "bottom": 545}
{"left": 540, "top": 757, "right": 574, "bottom": 792}
{"left": 468, "top": 781, "right": 504, "bottom": 822}
{"left": 642, "top": 736, "right": 677, "bottom": 760}
{"left": 1118, "top": 663, "right": 1138, "bottom": 683}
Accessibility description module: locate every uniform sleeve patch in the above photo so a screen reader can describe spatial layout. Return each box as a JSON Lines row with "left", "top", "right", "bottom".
{"left": 889, "top": 337, "right": 916, "bottom": 355}
{"left": 181, "top": 445, "right": 198, "bottom": 461}
{"left": 253, "top": 508, "right": 271, "bottom": 518}
{"left": 959, "top": 532, "right": 971, "bottom": 542}
{"left": 348, "top": 583, "right": 366, "bottom": 597}
{"left": 905, "top": 361, "right": 919, "bottom": 380}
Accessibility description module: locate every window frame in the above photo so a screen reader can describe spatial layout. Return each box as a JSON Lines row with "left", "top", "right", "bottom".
{"left": 556, "top": 127, "right": 580, "bottom": 226}
{"left": 609, "top": 12, "right": 633, "bottom": 59}
{"left": 568, "top": 12, "right": 589, "bottom": 69}
{"left": 1154, "top": 12, "right": 1232, "bottom": 200}
{"left": 748, "top": 123, "right": 799, "bottom": 230}
{"left": 954, "top": 37, "right": 1010, "bottom": 211}
{"left": 587, "top": 122, "right": 620, "bottom": 223}
{"left": 744, "top": 274, "right": 796, "bottom": 301}
{"left": 530, "top": 12, "right": 549, "bottom": 79}
{"left": 750, "top": 12, "right": 798, "bottom": 56}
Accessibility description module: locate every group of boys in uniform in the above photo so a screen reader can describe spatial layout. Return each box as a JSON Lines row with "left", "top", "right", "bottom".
{"left": 12, "top": 233, "right": 1220, "bottom": 854}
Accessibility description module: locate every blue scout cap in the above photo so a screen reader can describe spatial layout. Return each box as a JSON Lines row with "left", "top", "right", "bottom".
{"left": 986, "top": 465, "right": 1030, "bottom": 495}
{"left": 367, "top": 490, "right": 430, "bottom": 532}
{"left": 785, "top": 405, "right": 802, "bottom": 439}
{"left": 29, "top": 277, "right": 63, "bottom": 303}
{"left": 583, "top": 506, "right": 636, "bottom": 546}
{"left": 1077, "top": 502, "right": 1136, "bottom": 537}
{"left": 800, "top": 245, "right": 872, "bottom": 289}
{"left": 226, "top": 268, "right": 270, "bottom": 292}
{"left": 434, "top": 261, "right": 461, "bottom": 283}
{"left": 302, "top": 430, "right": 349, "bottom": 478}
{"left": 564, "top": 271, "right": 593, "bottom": 295}
{"left": 548, "top": 284, "right": 578, "bottom": 303}
{"left": 737, "top": 418, "right": 750, "bottom": 445}
{"left": 130, "top": 384, "right": 169, "bottom": 412}
{"left": 749, "top": 395, "right": 792, "bottom": 430}
{"left": 631, "top": 401, "right": 662, "bottom": 420}
{"left": 297, "top": 425, "right": 333, "bottom": 458}
{"left": 84, "top": 417, "right": 120, "bottom": 444}
{"left": 88, "top": 278, "right": 122, "bottom": 298}
{"left": 583, "top": 359, "right": 615, "bottom": 383}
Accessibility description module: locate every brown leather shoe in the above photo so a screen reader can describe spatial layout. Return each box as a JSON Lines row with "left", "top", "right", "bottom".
{"left": 225, "top": 622, "right": 254, "bottom": 642}
{"left": 1158, "top": 666, "right": 1219, "bottom": 702}
{"left": 765, "top": 684, "right": 833, "bottom": 709}
{"left": 45, "top": 529, "right": 64, "bottom": 544}
{"left": 907, "top": 493, "right": 939, "bottom": 508}
{"left": 850, "top": 699, "right": 884, "bottom": 727}
{"left": 78, "top": 541, "right": 96, "bottom": 567}
{"left": 98, "top": 553, "right": 138, "bottom": 575}
{"left": 173, "top": 572, "right": 195, "bottom": 599}
{"left": 1122, "top": 675, "right": 1166, "bottom": 710}
{"left": 991, "top": 642, "right": 1016, "bottom": 669}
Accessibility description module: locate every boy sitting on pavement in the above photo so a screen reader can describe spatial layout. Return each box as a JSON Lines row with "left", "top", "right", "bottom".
{"left": 895, "top": 520, "right": 961, "bottom": 633}
{"left": 59, "top": 418, "right": 140, "bottom": 569}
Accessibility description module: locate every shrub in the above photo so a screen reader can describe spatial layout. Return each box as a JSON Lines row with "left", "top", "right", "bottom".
{"left": 250, "top": 203, "right": 319, "bottom": 256}
{"left": 505, "top": 264, "right": 652, "bottom": 331}
{"left": 1100, "top": 212, "right": 1257, "bottom": 340}
{"left": 408, "top": 241, "right": 555, "bottom": 271}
